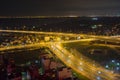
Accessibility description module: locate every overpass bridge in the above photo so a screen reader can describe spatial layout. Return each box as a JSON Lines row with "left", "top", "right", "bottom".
{"left": 0, "top": 30, "right": 120, "bottom": 80}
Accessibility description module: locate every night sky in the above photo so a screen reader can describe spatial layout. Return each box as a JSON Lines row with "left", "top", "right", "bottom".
{"left": 0, "top": 0, "right": 120, "bottom": 16}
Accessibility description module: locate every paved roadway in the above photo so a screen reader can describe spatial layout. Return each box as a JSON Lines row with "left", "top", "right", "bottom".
{"left": 0, "top": 29, "right": 80, "bottom": 37}
{"left": 0, "top": 30, "right": 120, "bottom": 80}
{"left": 48, "top": 43, "right": 119, "bottom": 80}
{"left": 1, "top": 29, "right": 119, "bottom": 42}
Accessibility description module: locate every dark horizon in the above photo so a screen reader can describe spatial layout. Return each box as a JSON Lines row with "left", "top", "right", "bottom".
{"left": 0, "top": 0, "right": 120, "bottom": 16}
{"left": 0, "top": 15, "right": 120, "bottom": 19}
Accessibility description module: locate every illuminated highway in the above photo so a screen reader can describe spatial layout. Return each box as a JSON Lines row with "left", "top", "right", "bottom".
{"left": 0, "top": 29, "right": 80, "bottom": 37}
{"left": 48, "top": 43, "right": 119, "bottom": 80}
{"left": 0, "top": 29, "right": 120, "bottom": 80}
